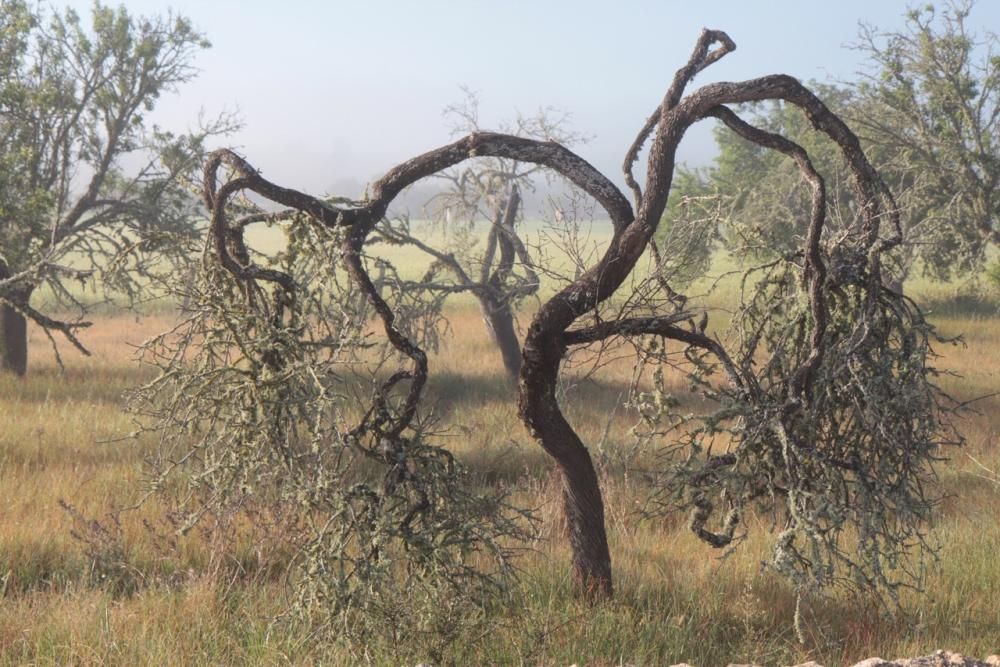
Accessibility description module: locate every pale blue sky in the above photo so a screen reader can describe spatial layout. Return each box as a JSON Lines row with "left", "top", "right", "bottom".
{"left": 65, "top": 1, "right": 1000, "bottom": 195}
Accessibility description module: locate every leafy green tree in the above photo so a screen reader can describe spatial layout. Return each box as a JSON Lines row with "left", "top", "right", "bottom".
{"left": 670, "top": 85, "right": 859, "bottom": 261}
{"left": 679, "top": 86, "right": 910, "bottom": 288}
{"left": 680, "top": 1, "right": 1000, "bottom": 290}
{"left": 852, "top": 0, "right": 1000, "bottom": 281}
{"left": 0, "top": 1, "right": 231, "bottom": 375}
{"left": 651, "top": 166, "right": 721, "bottom": 293}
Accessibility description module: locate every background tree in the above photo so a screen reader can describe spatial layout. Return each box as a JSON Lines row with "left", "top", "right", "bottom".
{"left": 671, "top": 1, "right": 1000, "bottom": 290}
{"left": 852, "top": 0, "right": 1000, "bottom": 281}
{"left": 375, "top": 92, "right": 583, "bottom": 379}
{"left": 672, "top": 85, "right": 858, "bottom": 257}
{"left": 0, "top": 1, "right": 231, "bottom": 376}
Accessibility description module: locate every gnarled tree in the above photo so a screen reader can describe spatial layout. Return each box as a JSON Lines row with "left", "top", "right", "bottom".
{"left": 138, "top": 29, "right": 957, "bottom": 617}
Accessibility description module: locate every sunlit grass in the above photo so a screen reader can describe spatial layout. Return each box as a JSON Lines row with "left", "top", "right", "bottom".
{"left": 1, "top": 259, "right": 998, "bottom": 665}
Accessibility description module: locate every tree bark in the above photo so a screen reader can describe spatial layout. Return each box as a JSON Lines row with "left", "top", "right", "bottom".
{"left": 0, "top": 267, "right": 29, "bottom": 377}
{"left": 479, "top": 294, "right": 522, "bottom": 380}
{"left": 557, "top": 438, "right": 612, "bottom": 597}
{"left": 519, "top": 326, "right": 613, "bottom": 598}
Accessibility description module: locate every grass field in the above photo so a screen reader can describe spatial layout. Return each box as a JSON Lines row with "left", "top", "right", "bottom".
{"left": 1, "top": 250, "right": 999, "bottom": 665}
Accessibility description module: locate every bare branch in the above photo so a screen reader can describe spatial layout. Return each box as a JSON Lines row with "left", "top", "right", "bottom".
{"left": 623, "top": 29, "right": 737, "bottom": 205}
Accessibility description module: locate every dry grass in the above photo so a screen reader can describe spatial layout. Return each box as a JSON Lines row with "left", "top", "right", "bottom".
{"left": 1, "top": 282, "right": 998, "bottom": 665}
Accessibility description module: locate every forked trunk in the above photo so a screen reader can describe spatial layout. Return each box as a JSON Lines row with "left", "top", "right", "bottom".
{"left": 479, "top": 294, "right": 522, "bottom": 380}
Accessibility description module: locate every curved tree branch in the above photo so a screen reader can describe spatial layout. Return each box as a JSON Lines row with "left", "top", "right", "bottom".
{"left": 192, "top": 27, "right": 912, "bottom": 601}
{"left": 623, "top": 29, "right": 737, "bottom": 206}
{"left": 706, "top": 105, "right": 828, "bottom": 402}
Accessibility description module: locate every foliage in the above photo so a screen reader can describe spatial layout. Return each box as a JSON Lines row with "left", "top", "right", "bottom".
{"left": 0, "top": 0, "right": 233, "bottom": 366}
{"left": 678, "top": 1, "right": 1000, "bottom": 286}
{"left": 128, "top": 200, "right": 533, "bottom": 658}
{"left": 629, "top": 109, "right": 964, "bottom": 620}
{"left": 988, "top": 260, "right": 1000, "bottom": 290}
{"left": 691, "top": 86, "right": 859, "bottom": 259}
{"left": 653, "top": 167, "right": 721, "bottom": 289}
{"left": 637, "top": 266, "right": 960, "bottom": 605}
{"left": 852, "top": 0, "right": 1000, "bottom": 281}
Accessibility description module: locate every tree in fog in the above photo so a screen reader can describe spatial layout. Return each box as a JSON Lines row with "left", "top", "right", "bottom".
{"left": 0, "top": 1, "right": 231, "bottom": 375}
{"left": 375, "top": 91, "right": 589, "bottom": 379}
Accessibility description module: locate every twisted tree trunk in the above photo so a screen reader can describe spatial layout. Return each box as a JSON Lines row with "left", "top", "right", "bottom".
{"left": 519, "top": 323, "right": 613, "bottom": 596}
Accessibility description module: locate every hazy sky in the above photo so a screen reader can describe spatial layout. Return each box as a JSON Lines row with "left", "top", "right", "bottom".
{"left": 64, "top": 1, "right": 1000, "bottom": 196}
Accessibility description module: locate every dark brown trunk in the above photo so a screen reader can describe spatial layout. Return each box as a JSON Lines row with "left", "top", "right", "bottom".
{"left": 519, "top": 327, "right": 612, "bottom": 598}
{"left": 0, "top": 286, "right": 28, "bottom": 377}
{"left": 558, "top": 441, "right": 613, "bottom": 597}
{"left": 479, "top": 294, "right": 522, "bottom": 380}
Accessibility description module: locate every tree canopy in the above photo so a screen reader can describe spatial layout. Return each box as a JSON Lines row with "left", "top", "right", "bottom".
{"left": 667, "top": 1, "right": 1000, "bottom": 289}
{"left": 0, "top": 0, "right": 231, "bottom": 375}
{"left": 125, "top": 31, "right": 962, "bottom": 658}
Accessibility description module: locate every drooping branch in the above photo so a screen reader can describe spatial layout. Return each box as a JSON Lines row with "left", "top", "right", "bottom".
{"left": 341, "top": 225, "right": 428, "bottom": 441}
{"left": 206, "top": 175, "right": 296, "bottom": 294}
{"left": 706, "top": 105, "right": 829, "bottom": 402}
{"left": 203, "top": 150, "right": 358, "bottom": 229}
{"left": 203, "top": 135, "right": 634, "bottom": 257}
{"left": 137, "top": 144, "right": 536, "bottom": 655}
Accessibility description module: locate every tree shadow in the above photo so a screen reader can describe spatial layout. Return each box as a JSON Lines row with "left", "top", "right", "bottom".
{"left": 418, "top": 369, "right": 707, "bottom": 484}
{"left": 916, "top": 290, "right": 1000, "bottom": 319}
{"left": 423, "top": 369, "right": 705, "bottom": 420}
{"left": 0, "top": 364, "right": 154, "bottom": 406}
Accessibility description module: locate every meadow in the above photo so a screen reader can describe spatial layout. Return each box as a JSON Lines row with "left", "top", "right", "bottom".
{"left": 1, "top": 235, "right": 998, "bottom": 665}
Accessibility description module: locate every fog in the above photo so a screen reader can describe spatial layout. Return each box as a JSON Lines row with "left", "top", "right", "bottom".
{"left": 61, "top": 0, "right": 1000, "bottom": 213}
